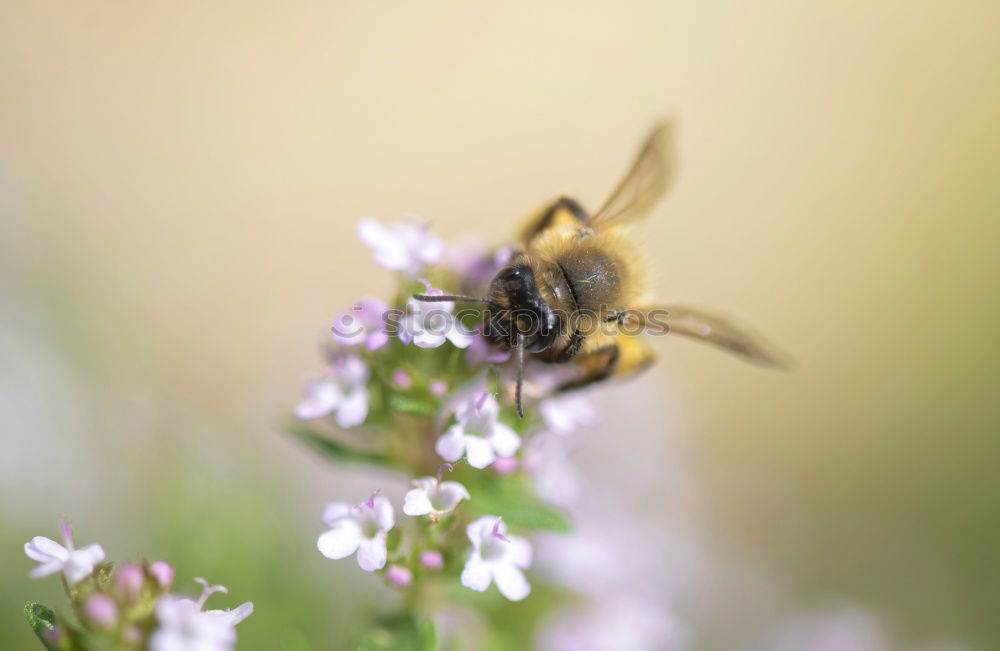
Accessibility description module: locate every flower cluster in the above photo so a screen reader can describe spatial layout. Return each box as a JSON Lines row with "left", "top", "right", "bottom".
{"left": 23, "top": 520, "right": 252, "bottom": 651}
{"left": 292, "top": 218, "right": 603, "bottom": 646}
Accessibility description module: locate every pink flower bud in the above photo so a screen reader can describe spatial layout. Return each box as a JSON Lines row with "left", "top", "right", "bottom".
{"left": 83, "top": 594, "right": 117, "bottom": 628}
{"left": 491, "top": 456, "right": 518, "bottom": 475}
{"left": 429, "top": 379, "right": 448, "bottom": 396}
{"left": 391, "top": 369, "right": 412, "bottom": 389}
{"left": 386, "top": 564, "right": 412, "bottom": 586}
{"left": 116, "top": 564, "right": 144, "bottom": 600}
{"left": 149, "top": 560, "right": 174, "bottom": 589}
{"left": 419, "top": 550, "right": 443, "bottom": 570}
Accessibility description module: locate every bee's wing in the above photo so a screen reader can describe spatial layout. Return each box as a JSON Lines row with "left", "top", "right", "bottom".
{"left": 589, "top": 121, "right": 676, "bottom": 230}
{"left": 630, "top": 303, "right": 789, "bottom": 368}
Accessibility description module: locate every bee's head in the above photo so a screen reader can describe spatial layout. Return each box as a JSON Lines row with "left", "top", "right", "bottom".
{"left": 484, "top": 263, "right": 563, "bottom": 353}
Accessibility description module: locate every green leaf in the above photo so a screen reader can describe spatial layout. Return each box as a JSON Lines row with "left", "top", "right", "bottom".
{"left": 470, "top": 482, "right": 572, "bottom": 533}
{"left": 24, "top": 602, "right": 57, "bottom": 650}
{"left": 387, "top": 394, "right": 440, "bottom": 417}
{"left": 417, "top": 618, "right": 438, "bottom": 651}
{"left": 287, "top": 425, "right": 396, "bottom": 468}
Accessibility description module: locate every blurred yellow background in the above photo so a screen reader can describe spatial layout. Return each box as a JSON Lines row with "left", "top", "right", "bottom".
{"left": 2, "top": 1, "right": 998, "bottom": 649}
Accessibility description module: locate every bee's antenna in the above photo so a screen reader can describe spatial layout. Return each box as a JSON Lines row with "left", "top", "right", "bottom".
{"left": 514, "top": 333, "right": 525, "bottom": 418}
{"left": 413, "top": 294, "right": 494, "bottom": 304}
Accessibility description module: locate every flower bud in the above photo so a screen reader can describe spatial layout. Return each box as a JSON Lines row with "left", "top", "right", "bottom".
{"left": 385, "top": 564, "right": 412, "bottom": 586}
{"left": 116, "top": 564, "right": 144, "bottom": 600}
{"left": 429, "top": 379, "right": 448, "bottom": 396}
{"left": 83, "top": 594, "right": 117, "bottom": 629}
{"left": 391, "top": 369, "right": 412, "bottom": 389}
{"left": 149, "top": 560, "right": 174, "bottom": 589}
{"left": 419, "top": 550, "right": 444, "bottom": 570}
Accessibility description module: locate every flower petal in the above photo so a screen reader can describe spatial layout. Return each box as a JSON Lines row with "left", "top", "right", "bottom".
{"left": 28, "top": 560, "right": 64, "bottom": 579}
{"left": 460, "top": 555, "right": 492, "bottom": 592}
{"left": 464, "top": 436, "right": 497, "bottom": 469}
{"left": 356, "top": 534, "right": 387, "bottom": 572}
{"left": 493, "top": 563, "right": 531, "bottom": 601}
{"left": 24, "top": 536, "right": 68, "bottom": 563}
{"left": 402, "top": 488, "right": 433, "bottom": 516}
{"left": 334, "top": 386, "right": 368, "bottom": 428}
{"left": 488, "top": 422, "right": 521, "bottom": 458}
{"left": 435, "top": 426, "right": 467, "bottom": 462}
{"left": 321, "top": 502, "right": 354, "bottom": 526}
{"left": 507, "top": 536, "right": 533, "bottom": 569}
{"left": 317, "top": 521, "right": 362, "bottom": 560}
{"left": 295, "top": 380, "right": 341, "bottom": 420}
{"left": 371, "top": 496, "right": 395, "bottom": 531}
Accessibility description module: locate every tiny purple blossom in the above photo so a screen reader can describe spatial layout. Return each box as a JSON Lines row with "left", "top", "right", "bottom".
{"left": 24, "top": 519, "right": 105, "bottom": 586}
{"left": 116, "top": 564, "right": 145, "bottom": 600}
{"left": 331, "top": 297, "right": 390, "bottom": 350}
{"left": 295, "top": 351, "right": 369, "bottom": 427}
{"left": 391, "top": 369, "right": 412, "bottom": 389}
{"left": 436, "top": 392, "right": 520, "bottom": 469}
{"left": 461, "top": 516, "right": 532, "bottom": 601}
{"left": 399, "top": 283, "right": 473, "bottom": 350}
{"left": 150, "top": 561, "right": 174, "bottom": 589}
{"left": 385, "top": 564, "right": 413, "bottom": 587}
{"left": 84, "top": 594, "right": 118, "bottom": 628}
{"left": 419, "top": 550, "right": 444, "bottom": 570}
{"left": 357, "top": 217, "right": 444, "bottom": 275}
{"left": 317, "top": 494, "right": 395, "bottom": 572}
{"left": 429, "top": 379, "right": 449, "bottom": 396}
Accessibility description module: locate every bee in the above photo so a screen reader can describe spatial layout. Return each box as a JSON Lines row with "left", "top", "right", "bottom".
{"left": 415, "top": 123, "right": 784, "bottom": 416}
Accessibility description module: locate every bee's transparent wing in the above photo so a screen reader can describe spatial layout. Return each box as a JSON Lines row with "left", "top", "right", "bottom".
{"left": 628, "top": 303, "right": 789, "bottom": 367}
{"left": 589, "top": 122, "right": 676, "bottom": 229}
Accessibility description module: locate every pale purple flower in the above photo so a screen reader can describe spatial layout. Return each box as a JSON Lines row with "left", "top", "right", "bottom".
{"left": 436, "top": 392, "right": 520, "bottom": 469}
{"left": 385, "top": 564, "right": 412, "bottom": 587}
{"left": 399, "top": 285, "right": 473, "bottom": 349}
{"left": 83, "top": 594, "right": 118, "bottom": 628}
{"left": 419, "top": 550, "right": 444, "bottom": 570}
{"left": 357, "top": 217, "right": 443, "bottom": 275}
{"left": 538, "top": 393, "right": 599, "bottom": 436}
{"left": 429, "top": 379, "right": 449, "bottom": 396}
{"left": 461, "top": 516, "right": 532, "bottom": 601}
{"left": 150, "top": 578, "right": 253, "bottom": 651}
{"left": 403, "top": 470, "right": 470, "bottom": 519}
{"left": 295, "top": 352, "right": 369, "bottom": 427}
{"left": 24, "top": 520, "right": 105, "bottom": 586}
{"left": 331, "top": 297, "right": 389, "bottom": 350}
{"left": 491, "top": 456, "right": 518, "bottom": 475}
{"left": 317, "top": 492, "right": 395, "bottom": 572}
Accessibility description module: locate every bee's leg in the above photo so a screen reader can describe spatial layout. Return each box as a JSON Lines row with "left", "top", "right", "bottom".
{"left": 555, "top": 344, "right": 620, "bottom": 393}
{"left": 520, "top": 197, "right": 590, "bottom": 243}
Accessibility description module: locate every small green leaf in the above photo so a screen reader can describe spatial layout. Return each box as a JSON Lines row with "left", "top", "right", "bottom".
{"left": 288, "top": 425, "right": 396, "bottom": 468}
{"left": 417, "top": 618, "right": 438, "bottom": 651}
{"left": 24, "top": 602, "right": 57, "bottom": 650}
{"left": 388, "top": 394, "right": 439, "bottom": 417}
{"left": 470, "top": 482, "right": 572, "bottom": 533}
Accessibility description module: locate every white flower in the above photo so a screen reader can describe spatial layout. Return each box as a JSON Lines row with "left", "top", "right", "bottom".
{"left": 24, "top": 520, "right": 105, "bottom": 586}
{"left": 398, "top": 286, "right": 473, "bottom": 350}
{"left": 403, "top": 468, "right": 470, "bottom": 519}
{"left": 331, "top": 297, "right": 389, "bottom": 350}
{"left": 538, "top": 393, "right": 598, "bottom": 436}
{"left": 150, "top": 578, "right": 253, "bottom": 651}
{"left": 357, "top": 217, "right": 444, "bottom": 275}
{"left": 295, "top": 352, "right": 369, "bottom": 427}
{"left": 436, "top": 393, "right": 520, "bottom": 469}
{"left": 317, "top": 492, "right": 395, "bottom": 572}
{"left": 461, "top": 516, "right": 532, "bottom": 601}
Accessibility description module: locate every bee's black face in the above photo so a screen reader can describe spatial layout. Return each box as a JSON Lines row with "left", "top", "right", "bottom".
{"left": 485, "top": 264, "right": 563, "bottom": 352}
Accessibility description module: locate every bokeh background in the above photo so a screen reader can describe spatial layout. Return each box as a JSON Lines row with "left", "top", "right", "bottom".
{"left": 2, "top": 1, "right": 998, "bottom": 649}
